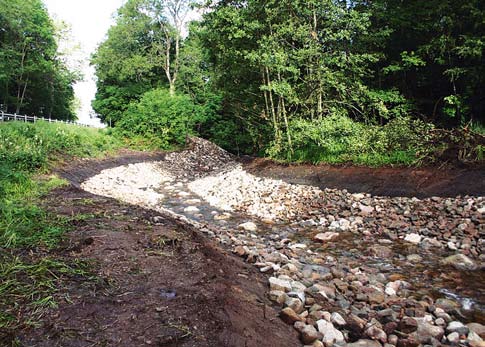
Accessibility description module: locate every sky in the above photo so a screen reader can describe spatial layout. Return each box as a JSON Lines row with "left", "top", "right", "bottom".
{"left": 43, "top": 0, "right": 125, "bottom": 127}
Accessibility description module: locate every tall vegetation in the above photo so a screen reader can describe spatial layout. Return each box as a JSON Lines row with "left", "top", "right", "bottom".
{"left": 92, "top": 0, "right": 485, "bottom": 164}
{"left": 0, "top": 0, "right": 78, "bottom": 119}
{"left": 91, "top": 0, "right": 193, "bottom": 125}
{"left": 364, "top": 0, "right": 485, "bottom": 126}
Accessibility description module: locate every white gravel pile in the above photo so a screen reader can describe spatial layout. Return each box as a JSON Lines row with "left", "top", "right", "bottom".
{"left": 187, "top": 164, "right": 321, "bottom": 221}
{"left": 81, "top": 162, "right": 172, "bottom": 207}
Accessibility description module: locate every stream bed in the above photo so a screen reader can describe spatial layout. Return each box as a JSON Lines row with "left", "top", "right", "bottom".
{"left": 81, "top": 138, "right": 485, "bottom": 346}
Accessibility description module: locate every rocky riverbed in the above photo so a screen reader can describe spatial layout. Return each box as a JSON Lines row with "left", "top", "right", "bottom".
{"left": 81, "top": 138, "right": 485, "bottom": 347}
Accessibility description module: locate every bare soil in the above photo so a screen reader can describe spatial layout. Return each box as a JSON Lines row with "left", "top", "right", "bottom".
{"left": 17, "top": 152, "right": 300, "bottom": 347}
{"left": 243, "top": 157, "right": 485, "bottom": 198}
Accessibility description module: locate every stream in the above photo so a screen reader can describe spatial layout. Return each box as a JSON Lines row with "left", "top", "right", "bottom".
{"left": 80, "top": 139, "right": 485, "bottom": 346}
{"left": 149, "top": 174, "right": 485, "bottom": 324}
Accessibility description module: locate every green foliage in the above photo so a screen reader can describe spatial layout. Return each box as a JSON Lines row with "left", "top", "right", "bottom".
{"left": 0, "top": 122, "right": 122, "bottom": 171}
{"left": 367, "top": 0, "right": 485, "bottom": 126}
{"left": 90, "top": 0, "right": 165, "bottom": 124}
{"left": 200, "top": 0, "right": 414, "bottom": 156}
{"left": 90, "top": 0, "right": 485, "bottom": 165}
{"left": 268, "top": 115, "right": 428, "bottom": 166}
{"left": 0, "top": 0, "right": 78, "bottom": 119}
{"left": 117, "top": 88, "right": 206, "bottom": 149}
{"left": 91, "top": 0, "right": 193, "bottom": 124}
{"left": 470, "top": 121, "right": 485, "bottom": 135}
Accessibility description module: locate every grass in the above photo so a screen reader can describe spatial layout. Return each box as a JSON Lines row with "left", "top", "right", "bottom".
{"left": 289, "top": 148, "right": 417, "bottom": 167}
{"left": 0, "top": 170, "right": 68, "bottom": 248}
{"left": 0, "top": 121, "right": 124, "bottom": 339}
{"left": 0, "top": 121, "right": 123, "bottom": 172}
{"left": 470, "top": 121, "right": 485, "bottom": 135}
{"left": 0, "top": 255, "right": 93, "bottom": 331}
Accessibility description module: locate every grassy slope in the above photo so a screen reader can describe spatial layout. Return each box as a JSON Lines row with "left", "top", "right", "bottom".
{"left": 0, "top": 122, "right": 123, "bottom": 339}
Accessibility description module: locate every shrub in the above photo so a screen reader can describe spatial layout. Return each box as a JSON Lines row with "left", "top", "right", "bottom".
{"left": 383, "top": 116, "right": 434, "bottom": 152}
{"left": 116, "top": 88, "right": 207, "bottom": 149}
{"left": 267, "top": 115, "right": 429, "bottom": 166}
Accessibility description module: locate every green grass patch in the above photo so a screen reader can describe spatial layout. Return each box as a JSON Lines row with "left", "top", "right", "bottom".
{"left": 290, "top": 148, "right": 417, "bottom": 167}
{"left": 0, "top": 121, "right": 124, "bottom": 340}
{"left": 0, "top": 168, "right": 68, "bottom": 249}
{"left": 0, "top": 121, "right": 123, "bottom": 171}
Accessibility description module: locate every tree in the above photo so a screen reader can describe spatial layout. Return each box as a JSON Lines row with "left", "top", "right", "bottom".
{"left": 0, "top": 0, "right": 77, "bottom": 119}
{"left": 92, "top": 0, "right": 194, "bottom": 124}
{"left": 200, "top": 0, "right": 395, "bottom": 156}
{"left": 91, "top": 0, "right": 163, "bottom": 124}
{"left": 140, "top": 0, "right": 192, "bottom": 95}
{"left": 363, "top": 0, "right": 485, "bottom": 126}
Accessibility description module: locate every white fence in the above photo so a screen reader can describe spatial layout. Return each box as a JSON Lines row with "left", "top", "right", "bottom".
{"left": 0, "top": 111, "right": 94, "bottom": 127}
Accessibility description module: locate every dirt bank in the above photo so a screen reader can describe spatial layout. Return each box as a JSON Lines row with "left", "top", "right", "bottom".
{"left": 243, "top": 158, "right": 485, "bottom": 198}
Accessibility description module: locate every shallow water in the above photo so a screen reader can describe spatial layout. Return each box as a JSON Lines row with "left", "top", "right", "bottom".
{"left": 152, "top": 179, "right": 485, "bottom": 324}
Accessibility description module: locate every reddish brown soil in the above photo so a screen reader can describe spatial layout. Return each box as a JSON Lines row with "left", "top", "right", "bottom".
{"left": 16, "top": 154, "right": 300, "bottom": 347}
{"left": 243, "top": 158, "right": 485, "bottom": 198}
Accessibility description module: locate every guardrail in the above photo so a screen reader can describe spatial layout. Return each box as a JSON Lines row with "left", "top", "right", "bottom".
{"left": 0, "top": 111, "right": 94, "bottom": 127}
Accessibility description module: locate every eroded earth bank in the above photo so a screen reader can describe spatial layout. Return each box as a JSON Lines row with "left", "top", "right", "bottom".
{"left": 26, "top": 138, "right": 485, "bottom": 347}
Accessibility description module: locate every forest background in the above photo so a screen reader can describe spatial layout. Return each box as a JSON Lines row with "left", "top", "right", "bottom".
{"left": 1, "top": 0, "right": 484, "bottom": 165}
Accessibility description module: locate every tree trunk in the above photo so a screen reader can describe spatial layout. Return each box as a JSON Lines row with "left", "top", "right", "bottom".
{"left": 281, "top": 96, "right": 293, "bottom": 156}
{"left": 262, "top": 69, "right": 271, "bottom": 120}
{"left": 276, "top": 72, "right": 293, "bottom": 156}
{"left": 162, "top": 27, "right": 174, "bottom": 96}
{"left": 16, "top": 44, "right": 28, "bottom": 113}
{"left": 171, "top": 33, "right": 180, "bottom": 96}
{"left": 16, "top": 79, "right": 28, "bottom": 114}
{"left": 265, "top": 67, "right": 280, "bottom": 144}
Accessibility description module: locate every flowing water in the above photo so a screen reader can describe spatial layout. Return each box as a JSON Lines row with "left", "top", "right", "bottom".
{"left": 153, "top": 179, "right": 485, "bottom": 324}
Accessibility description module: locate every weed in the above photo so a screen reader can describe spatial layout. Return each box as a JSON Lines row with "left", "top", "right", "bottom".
{"left": 165, "top": 321, "right": 192, "bottom": 339}
{"left": 73, "top": 198, "right": 96, "bottom": 206}
{"left": 0, "top": 122, "right": 122, "bottom": 172}
{"left": 0, "top": 253, "right": 95, "bottom": 334}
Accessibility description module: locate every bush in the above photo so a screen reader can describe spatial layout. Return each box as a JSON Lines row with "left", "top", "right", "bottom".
{"left": 383, "top": 116, "right": 434, "bottom": 152}
{"left": 116, "top": 88, "right": 207, "bottom": 149}
{"left": 267, "top": 115, "right": 429, "bottom": 166}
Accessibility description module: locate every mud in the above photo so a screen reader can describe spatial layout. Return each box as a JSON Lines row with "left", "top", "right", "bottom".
{"left": 18, "top": 185, "right": 300, "bottom": 347}
{"left": 243, "top": 158, "right": 485, "bottom": 198}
